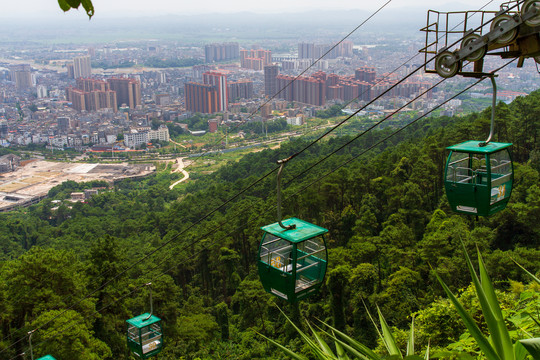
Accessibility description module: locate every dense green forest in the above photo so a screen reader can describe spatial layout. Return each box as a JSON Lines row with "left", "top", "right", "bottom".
{"left": 0, "top": 90, "right": 539, "bottom": 359}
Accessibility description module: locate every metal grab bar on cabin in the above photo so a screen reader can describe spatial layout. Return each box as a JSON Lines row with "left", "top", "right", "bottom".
{"left": 296, "top": 261, "right": 321, "bottom": 274}
{"left": 261, "top": 236, "right": 283, "bottom": 247}
{"left": 297, "top": 248, "right": 327, "bottom": 261}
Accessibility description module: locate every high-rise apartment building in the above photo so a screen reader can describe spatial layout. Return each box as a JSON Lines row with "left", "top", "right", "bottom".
{"left": 240, "top": 49, "right": 272, "bottom": 70}
{"left": 10, "top": 64, "right": 32, "bottom": 90}
{"left": 264, "top": 64, "right": 279, "bottom": 97}
{"left": 276, "top": 74, "right": 325, "bottom": 106}
{"left": 205, "top": 43, "right": 240, "bottom": 63}
{"left": 203, "top": 71, "right": 228, "bottom": 112}
{"left": 355, "top": 67, "right": 376, "bottom": 83}
{"left": 107, "top": 78, "right": 141, "bottom": 109}
{"left": 57, "top": 117, "right": 71, "bottom": 133}
{"left": 228, "top": 80, "right": 253, "bottom": 102}
{"left": 77, "top": 78, "right": 109, "bottom": 92}
{"left": 0, "top": 119, "right": 8, "bottom": 138}
{"left": 66, "top": 63, "right": 75, "bottom": 79}
{"left": 66, "top": 78, "right": 118, "bottom": 112}
{"left": 73, "top": 56, "right": 92, "bottom": 79}
{"left": 184, "top": 82, "right": 219, "bottom": 114}
{"left": 298, "top": 43, "right": 315, "bottom": 59}
{"left": 298, "top": 41, "right": 354, "bottom": 60}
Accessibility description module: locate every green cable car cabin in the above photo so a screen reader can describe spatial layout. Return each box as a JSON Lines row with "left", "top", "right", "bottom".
{"left": 258, "top": 217, "right": 328, "bottom": 303}
{"left": 126, "top": 313, "right": 163, "bottom": 359}
{"left": 37, "top": 356, "right": 56, "bottom": 360}
{"left": 444, "top": 140, "right": 513, "bottom": 216}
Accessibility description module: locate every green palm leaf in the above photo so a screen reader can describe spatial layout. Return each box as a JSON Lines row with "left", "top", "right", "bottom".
{"left": 433, "top": 269, "right": 501, "bottom": 360}
{"left": 318, "top": 322, "right": 382, "bottom": 360}
{"left": 519, "top": 338, "right": 540, "bottom": 358}
{"left": 377, "top": 305, "right": 402, "bottom": 357}
{"left": 511, "top": 259, "right": 540, "bottom": 285}
{"left": 256, "top": 332, "right": 309, "bottom": 360}
{"left": 407, "top": 316, "right": 415, "bottom": 356}
{"left": 474, "top": 246, "right": 514, "bottom": 360}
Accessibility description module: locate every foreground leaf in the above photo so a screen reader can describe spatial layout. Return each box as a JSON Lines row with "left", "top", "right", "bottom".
{"left": 519, "top": 338, "right": 540, "bottom": 358}
{"left": 377, "top": 305, "right": 402, "bottom": 357}
{"left": 474, "top": 247, "right": 514, "bottom": 360}
{"left": 512, "top": 259, "right": 540, "bottom": 285}
{"left": 257, "top": 332, "right": 309, "bottom": 360}
{"left": 433, "top": 269, "right": 501, "bottom": 360}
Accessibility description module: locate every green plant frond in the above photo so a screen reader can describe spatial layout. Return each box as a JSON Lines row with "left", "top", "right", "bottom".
{"left": 332, "top": 337, "right": 374, "bottom": 360}
{"left": 362, "top": 299, "right": 385, "bottom": 341}
{"left": 403, "top": 356, "right": 424, "bottom": 360}
{"left": 513, "top": 340, "right": 529, "bottom": 360}
{"left": 277, "top": 307, "right": 327, "bottom": 357}
{"left": 377, "top": 305, "right": 402, "bottom": 357}
{"left": 333, "top": 331, "right": 351, "bottom": 360}
{"left": 256, "top": 332, "right": 309, "bottom": 360}
{"left": 519, "top": 338, "right": 540, "bottom": 358}
{"left": 475, "top": 246, "right": 514, "bottom": 360}
{"left": 433, "top": 270, "right": 501, "bottom": 360}
{"left": 424, "top": 340, "right": 430, "bottom": 360}
{"left": 306, "top": 320, "right": 336, "bottom": 358}
{"left": 511, "top": 258, "right": 540, "bottom": 285}
{"left": 406, "top": 316, "right": 415, "bottom": 356}
{"left": 317, "top": 322, "right": 381, "bottom": 360}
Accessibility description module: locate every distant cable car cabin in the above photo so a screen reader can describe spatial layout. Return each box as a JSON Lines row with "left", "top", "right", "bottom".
{"left": 444, "top": 140, "right": 513, "bottom": 216}
{"left": 258, "top": 158, "right": 329, "bottom": 303}
{"left": 126, "top": 313, "right": 163, "bottom": 359}
{"left": 258, "top": 218, "right": 328, "bottom": 302}
{"left": 36, "top": 356, "right": 56, "bottom": 360}
{"left": 126, "top": 283, "right": 163, "bottom": 359}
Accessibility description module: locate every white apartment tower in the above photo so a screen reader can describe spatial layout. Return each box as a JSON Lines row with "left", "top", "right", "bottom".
{"left": 73, "top": 56, "right": 92, "bottom": 79}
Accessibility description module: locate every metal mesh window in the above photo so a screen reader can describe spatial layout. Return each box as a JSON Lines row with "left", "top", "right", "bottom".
{"left": 490, "top": 150, "right": 512, "bottom": 204}
{"left": 260, "top": 234, "right": 293, "bottom": 273}
{"left": 295, "top": 237, "right": 326, "bottom": 293}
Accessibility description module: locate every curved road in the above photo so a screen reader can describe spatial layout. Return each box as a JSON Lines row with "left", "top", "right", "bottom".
{"left": 169, "top": 158, "right": 189, "bottom": 189}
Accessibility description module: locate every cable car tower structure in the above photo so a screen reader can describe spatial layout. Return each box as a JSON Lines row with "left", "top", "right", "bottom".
{"left": 420, "top": 0, "right": 540, "bottom": 78}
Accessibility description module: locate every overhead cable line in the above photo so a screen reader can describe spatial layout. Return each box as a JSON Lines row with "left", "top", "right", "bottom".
{"left": 13, "top": 59, "right": 516, "bottom": 360}
{"left": 2, "top": 1, "right": 517, "bottom": 353}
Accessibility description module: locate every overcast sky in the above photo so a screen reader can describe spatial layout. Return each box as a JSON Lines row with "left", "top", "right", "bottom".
{"left": 2, "top": 0, "right": 504, "bottom": 18}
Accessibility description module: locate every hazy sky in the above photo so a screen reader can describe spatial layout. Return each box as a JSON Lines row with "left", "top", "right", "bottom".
{"left": 2, "top": 0, "right": 504, "bottom": 18}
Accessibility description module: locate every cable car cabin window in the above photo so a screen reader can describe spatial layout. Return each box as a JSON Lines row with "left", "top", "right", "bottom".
{"left": 489, "top": 150, "right": 512, "bottom": 204}
{"left": 446, "top": 152, "right": 488, "bottom": 185}
{"left": 295, "top": 237, "right": 327, "bottom": 293}
{"left": 260, "top": 234, "right": 293, "bottom": 273}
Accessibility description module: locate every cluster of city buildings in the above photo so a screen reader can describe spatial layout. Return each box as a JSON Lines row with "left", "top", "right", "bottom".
{"left": 0, "top": 36, "right": 536, "bottom": 153}
{"left": 67, "top": 77, "right": 142, "bottom": 112}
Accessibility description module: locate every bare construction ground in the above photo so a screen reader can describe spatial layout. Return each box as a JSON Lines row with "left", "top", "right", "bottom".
{"left": 0, "top": 160, "right": 155, "bottom": 211}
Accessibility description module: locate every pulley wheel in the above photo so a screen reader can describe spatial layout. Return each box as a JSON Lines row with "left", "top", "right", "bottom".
{"left": 435, "top": 51, "right": 460, "bottom": 78}
{"left": 490, "top": 14, "right": 517, "bottom": 44}
{"left": 521, "top": 0, "right": 540, "bottom": 26}
{"left": 461, "top": 33, "right": 486, "bottom": 62}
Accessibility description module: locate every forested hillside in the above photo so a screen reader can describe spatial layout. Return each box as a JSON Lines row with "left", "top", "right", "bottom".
{"left": 0, "top": 91, "right": 539, "bottom": 359}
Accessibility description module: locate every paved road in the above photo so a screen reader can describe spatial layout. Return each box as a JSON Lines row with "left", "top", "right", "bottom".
{"left": 169, "top": 158, "right": 189, "bottom": 190}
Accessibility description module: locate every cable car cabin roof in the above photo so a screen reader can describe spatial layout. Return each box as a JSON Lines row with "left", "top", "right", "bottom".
{"left": 446, "top": 140, "right": 512, "bottom": 154}
{"left": 37, "top": 356, "right": 56, "bottom": 360}
{"left": 126, "top": 313, "right": 161, "bottom": 328}
{"left": 261, "top": 217, "right": 328, "bottom": 243}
